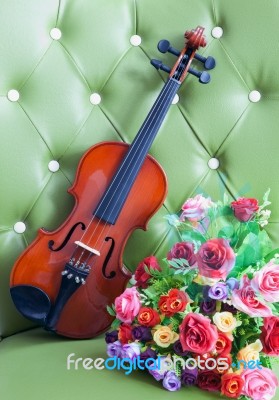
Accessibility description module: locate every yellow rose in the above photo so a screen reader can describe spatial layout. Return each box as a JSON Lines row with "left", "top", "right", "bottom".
{"left": 237, "top": 339, "right": 263, "bottom": 364}
{"left": 194, "top": 274, "right": 220, "bottom": 286}
{"left": 213, "top": 312, "right": 241, "bottom": 340}
{"left": 153, "top": 325, "right": 179, "bottom": 348}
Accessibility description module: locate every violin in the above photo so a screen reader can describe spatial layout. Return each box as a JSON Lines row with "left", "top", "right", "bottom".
{"left": 10, "top": 27, "right": 215, "bottom": 339}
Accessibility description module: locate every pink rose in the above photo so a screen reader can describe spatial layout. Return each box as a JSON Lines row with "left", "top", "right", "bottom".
{"left": 115, "top": 287, "right": 141, "bottom": 323}
{"left": 167, "top": 241, "right": 196, "bottom": 266}
{"left": 231, "top": 197, "right": 259, "bottom": 222}
{"left": 231, "top": 275, "right": 272, "bottom": 317}
{"left": 251, "top": 261, "right": 279, "bottom": 302}
{"left": 179, "top": 312, "right": 218, "bottom": 354}
{"left": 196, "top": 238, "right": 235, "bottom": 280}
{"left": 241, "top": 367, "right": 278, "bottom": 400}
{"left": 180, "top": 194, "right": 212, "bottom": 222}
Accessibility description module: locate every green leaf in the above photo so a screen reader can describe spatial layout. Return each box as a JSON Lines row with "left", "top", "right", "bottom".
{"left": 263, "top": 188, "right": 271, "bottom": 203}
{"left": 167, "top": 260, "right": 181, "bottom": 269}
{"left": 142, "top": 286, "right": 159, "bottom": 300}
{"left": 186, "top": 282, "right": 201, "bottom": 301}
{"left": 271, "top": 302, "right": 279, "bottom": 316}
{"left": 107, "top": 305, "right": 116, "bottom": 316}
{"left": 264, "top": 248, "right": 279, "bottom": 263}
{"left": 233, "top": 230, "right": 271, "bottom": 274}
{"left": 258, "top": 229, "right": 272, "bottom": 258}
{"left": 180, "top": 230, "right": 206, "bottom": 244}
{"left": 218, "top": 225, "right": 234, "bottom": 238}
{"left": 110, "top": 318, "right": 121, "bottom": 330}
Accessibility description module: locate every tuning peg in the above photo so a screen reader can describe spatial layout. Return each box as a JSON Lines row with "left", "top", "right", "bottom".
{"left": 194, "top": 53, "right": 216, "bottom": 70}
{"left": 188, "top": 68, "right": 211, "bottom": 84}
{"left": 151, "top": 59, "right": 171, "bottom": 73}
{"left": 157, "top": 40, "right": 180, "bottom": 57}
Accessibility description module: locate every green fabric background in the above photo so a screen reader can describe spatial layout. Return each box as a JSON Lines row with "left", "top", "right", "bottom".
{"left": 1, "top": 0, "right": 279, "bottom": 399}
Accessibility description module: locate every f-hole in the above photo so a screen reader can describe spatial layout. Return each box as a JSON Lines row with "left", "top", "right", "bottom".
{"left": 48, "top": 222, "right": 86, "bottom": 252}
{"left": 102, "top": 237, "right": 116, "bottom": 279}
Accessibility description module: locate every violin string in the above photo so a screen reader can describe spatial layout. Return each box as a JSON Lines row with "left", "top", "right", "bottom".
{"left": 89, "top": 58, "right": 189, "bottom": 257}
{"left": 73, "top": 51, "right": 188, "bottom": 268}
{"left": 76, "top": 56, "right": 188, "bottom": 266}
{"left": 71, "top": 79, "right": 176, "bottom": 266}
{"left": 85, "top": 81, "right": 178, "bottom": 253}
{"left": 72, "top": 79, "right": 177, "bottom": 260}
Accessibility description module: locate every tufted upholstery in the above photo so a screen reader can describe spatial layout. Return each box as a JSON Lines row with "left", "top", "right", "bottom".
{"left": 1, "top": 1, "right": 279, "bottom": 399}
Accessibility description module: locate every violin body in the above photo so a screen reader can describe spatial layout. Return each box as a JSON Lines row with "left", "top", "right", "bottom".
{"left": 10, "top": 142, "right": 167, "bottom": 338}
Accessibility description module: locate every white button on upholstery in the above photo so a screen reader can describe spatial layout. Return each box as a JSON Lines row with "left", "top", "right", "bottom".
{"left": 208, "top": 158, "right": 220, "bottom": 170}
{"left": 48, "top": 160, "right": 60, "bottom": 172}
{"left": 14, "top": 222, "right": 26, "bottom": 234}
{"left": 7, "top": 89, "right": 20, "bottom": 102}
{"left": 249, "top": 90, "right": 261, "bottom": 102}
{"left": 50, "top": 28, "right": 62, "bottom": 40}
{"left": 172, "top": 94, "right": 179, "bottom": 105}
{"left": 212, "top": 27, "right": 223, "bottom": 39}
{"left": 90, "top": 93, "right": 101, "bottom": 105}
{"left": 130, "top": 35, "right": 142, "bottom": 46}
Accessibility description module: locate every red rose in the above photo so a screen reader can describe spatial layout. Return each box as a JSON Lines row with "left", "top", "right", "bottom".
{"left": 167, "top": 242, "right": 196, "bottom": 266}
{"left": 134, "top": 256, "right": 161, "bottom": 288}
{"left": 261, "top": 316, "right": 279, "bottom": 356}
{"left": 231, "top": 197, "right": 259, "bottom": 222}
{"left": 221, "top": 373, "right": 244, "bottom": 398}
{"left": 158, "top": 295, "right": 169, "bottom": 315}
{"left": 179, "top": 313, "right": 218, "bottom": 354}
{"left": 158, "top": 289, "right": 189, "bottom": 317}
{"left": 216, "top": 354, "right": 232, "bottom": 374}
{"left": 197, "top": 370, "right": 222, "bottom": 392}
{"left": 196, "top": 238, "right": 235, "bottom": 280}
{"left": 137, "top": 307, "right": 160, "bottom": 327}
{"left": 215, "top": 332, "right": 233, "bottom": 355}
{"left": 118, "top": 323, "right": 133, "bottom": 344}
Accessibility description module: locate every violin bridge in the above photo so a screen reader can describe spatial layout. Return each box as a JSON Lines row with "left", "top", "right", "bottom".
{"left": 74, "top": 241, "right": 100, "bottom": 256}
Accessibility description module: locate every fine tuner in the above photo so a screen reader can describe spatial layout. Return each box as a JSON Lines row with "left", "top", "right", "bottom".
{"left": 151, "top": 38, "right": 216, "bottom": 84}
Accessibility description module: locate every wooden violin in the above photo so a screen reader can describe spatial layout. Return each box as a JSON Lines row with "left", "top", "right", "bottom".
{"left": 10, "top": 27, "right": 215, "bottom": 339}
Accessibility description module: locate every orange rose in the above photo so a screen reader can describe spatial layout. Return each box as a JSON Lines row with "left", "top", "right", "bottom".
{"left": 137, "top": 307, "right": 160, "bottom": 327}
{"left": 118, "top": 323, "right": 133, "bottom": 344}
{"left": 221, "top": 373, "right": 244, "bottom": 398}
{"left": 158, "top": 289, "right": 189, "bottom": 317}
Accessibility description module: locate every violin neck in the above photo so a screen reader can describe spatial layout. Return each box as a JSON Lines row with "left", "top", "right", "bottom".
{"left": 94, "top": 77, "right": 180, "bottom": 224}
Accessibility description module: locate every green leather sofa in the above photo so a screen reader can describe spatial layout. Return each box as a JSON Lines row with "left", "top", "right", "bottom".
{"left": 1, "top": 0, "right": 279, "bottom": 399}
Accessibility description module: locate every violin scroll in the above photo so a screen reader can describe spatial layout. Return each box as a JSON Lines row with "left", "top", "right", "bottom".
{"left": 151, "top": 25, "right": 216, "bottom": 84}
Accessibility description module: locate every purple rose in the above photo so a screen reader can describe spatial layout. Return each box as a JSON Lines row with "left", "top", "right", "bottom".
{"left": 163, "top": 371, "right": 181, "bottom": 391}
{"left": 107, "top": 340, "right": 122, "bottom": 357}
{"left": 121, "top": 342, "right": 141, "bottom": 359}
{"left": 221, "top": 302, "right": 238, "bottom": 314}
{"left": 167, "top": 242, "right": 196, "bottom": 267}
{"left": 105, "top": 330, "right": 118, "bottom": 344}
{"left": 200, "top": 299, "right": 216, "bottom": 315}
{"left": 208, "top": 282, "right": 228, "bottom": 301}
{"left": 149, "top": 357, "right": 168, "bottom": 381}
{"left": 226, "top": 277, "right": 240, "bottom": 290}
{"left": 140, "top": 347, "right": 157, "bottom": 361}
{"left": 181, "top": 367, "right": 198, "bottom": 386}
{"left": 203, "top": 285, "right": 210, "bottom": 299}
{"left": 132, "top": 326, "right": 152, "bottom": 342}
{"left": 173, "top": 340, "right": 189, "bottom": 357}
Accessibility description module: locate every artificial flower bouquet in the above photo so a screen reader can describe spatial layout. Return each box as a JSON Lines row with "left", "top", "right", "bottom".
{"left": 105, "top": 191, "right": 279, "bottom": 399}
